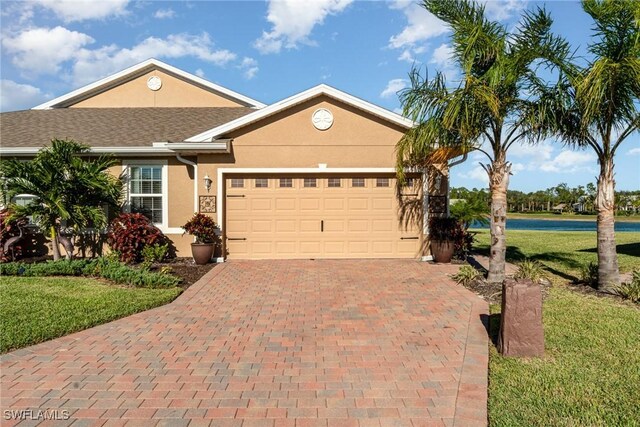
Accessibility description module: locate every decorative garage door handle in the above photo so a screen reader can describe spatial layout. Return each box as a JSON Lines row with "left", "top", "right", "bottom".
{"left": 321, "top": 220, "right": 324, "bottom": 232}
{"left": 227, "top": 194, "right": 245, "bottom": 198}
{"left": 400, "top": 237, "right": 419, "bottom": 240}
{"left": 227, "top": 237, "right": 247, "bottom": 241}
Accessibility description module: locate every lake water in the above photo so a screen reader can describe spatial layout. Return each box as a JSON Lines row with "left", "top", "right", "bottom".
{"left": 471, "top": 218, "right": 640, "bottom": 232}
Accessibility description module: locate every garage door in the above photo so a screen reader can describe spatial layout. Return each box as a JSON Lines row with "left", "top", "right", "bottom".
{"left": 224, "top": 175, "right": 423, "bottom": 260}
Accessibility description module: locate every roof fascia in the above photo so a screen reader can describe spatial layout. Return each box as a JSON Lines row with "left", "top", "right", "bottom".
{"left": 32, "top": 58, "right": 266, "bottom": 110}
{"left": 184, "top": 84, "right": 415, "bottom": 142}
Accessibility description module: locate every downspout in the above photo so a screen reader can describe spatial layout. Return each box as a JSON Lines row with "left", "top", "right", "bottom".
{"left": 175, "top": 154, "right": 198, "bottom": 214}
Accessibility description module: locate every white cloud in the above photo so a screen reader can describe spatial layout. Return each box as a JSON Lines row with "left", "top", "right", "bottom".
{"left": 239, "top": 57, "right": 259, "bottom": 80}
{"left": 74, "top": 32, "right": 236, "bottom": 86}
{"left": 429, "top": 43, "right": 458, "bottom": 81}
{"left": 254, "top": 0, "right": 353, "bottom": 54}
{"left": 539, "top": 150, "right": 596, "bottom": 173}
{"left": 154, "top": 8, "right": 175, "bottom": 19}
{"left": 459, "top": 165, "right": 489, "bottom": 186}
{"left": 388, "top": 1, "right": 449, "bottom": 49}
{"left": 511, "top": 162, "right": 525, "bottom": 174}
{"left": 380, "top": 78, "right": 407, "bottom": 99}
{"left": 0, "top": 80, "right": 50, "bottom": 112}
{"left": 481, "top": 0, "right": 527, "bottom": 21}
{"left": 628, "top": 147, "right": 640, "bottom": 156}
{"left": 195, "top": 68, "right": 205, "bottom": 78}
{"left": 509, "top": 141, "right": 554, "bottom": 163}
{"left": 2, "top": 26, "right": 95, "bottom": 75}
{"left": 33, "top": 0, "right": 129, "bottom": 22}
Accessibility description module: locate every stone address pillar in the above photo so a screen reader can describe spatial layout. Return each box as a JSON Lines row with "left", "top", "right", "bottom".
{"left": 498, "top": 279, "right": 545, "bottom": 357}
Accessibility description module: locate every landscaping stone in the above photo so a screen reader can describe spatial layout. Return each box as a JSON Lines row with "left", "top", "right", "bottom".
{"left": 498, "top": 278, "right": 545, "bottom": 357}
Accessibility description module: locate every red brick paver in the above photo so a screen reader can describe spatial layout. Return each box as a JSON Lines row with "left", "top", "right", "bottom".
{"left": 1, "top": 260, "right": 488, "bottom": 426}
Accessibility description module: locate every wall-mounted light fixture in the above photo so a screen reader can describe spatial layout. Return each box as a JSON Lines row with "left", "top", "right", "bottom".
{"left": 434, "top": 174, "right": 442, "bottom": 190}
{"left": 203, "top": 174, "right": 212, "bottom": 193}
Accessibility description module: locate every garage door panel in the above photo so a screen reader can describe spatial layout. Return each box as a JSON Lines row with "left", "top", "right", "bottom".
{"left": 225, "top": 175, "right": 422, "bottom": 260}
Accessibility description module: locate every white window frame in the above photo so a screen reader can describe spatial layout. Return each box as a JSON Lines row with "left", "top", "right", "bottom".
{"left": 122, "top": 160, "right": 169, "bottom": 232}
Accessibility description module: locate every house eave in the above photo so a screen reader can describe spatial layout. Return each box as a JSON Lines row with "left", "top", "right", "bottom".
{"left": 0, "top": 141, "right": 231, "bottom": 157}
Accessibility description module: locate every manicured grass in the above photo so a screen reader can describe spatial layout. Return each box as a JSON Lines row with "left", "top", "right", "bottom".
{"left": 507, "top": 212, "right": 640, "bottom": 222}
{"left": 472, "top": 229, "right": 640, "bottom": 276}
{"left": 0, "top": 276, "right": 181, "bottom": 353}
{"left": 489, "top": 286, "right": 640, "bottom": 426}
{"left": 475, "top": 229, "right": 640, "bottom": 425}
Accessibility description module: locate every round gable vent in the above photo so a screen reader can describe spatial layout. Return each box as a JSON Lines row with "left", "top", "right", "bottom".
{"left": 147, "top": 76, "right": 162, "bottom": 91}
{"left": 311, "top": 108, "right": 333, "bottom": 130}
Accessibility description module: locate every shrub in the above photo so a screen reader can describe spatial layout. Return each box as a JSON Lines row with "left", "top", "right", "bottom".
{"left": 514, "top": 259, "right": 548, "bottom": 282}
{"left": 182, "top": 213, "right": 219, "bottom": 244}
{"left": 0, "top": 258, "right": 180, "bottom": 289}
{"left": 614, "top": 269, "right": 640, "bottom": 303}
{"left": 0, "top": 209, "right": 28, "bottom": 262}
{"left": 107, "top": 213, "right": 167, "bottom": 263}
{"left": 142, "top": 244, "right": 169, "bottom": 264}
{"left": 580, "top": 262, "right": 599, "bottom": 288}
{"left": 452, "top": 265, "right": 482, "bottom": 286}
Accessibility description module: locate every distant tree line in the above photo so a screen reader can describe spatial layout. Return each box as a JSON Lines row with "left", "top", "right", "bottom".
{"left": 450, "top": 183, "right": 640, "bottom": 215}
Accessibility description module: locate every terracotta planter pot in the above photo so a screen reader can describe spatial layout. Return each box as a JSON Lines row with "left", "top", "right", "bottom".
{"left": 430, "top": 240, "right": 454, "bottom": 263}
{"left": 191, "top": 243, "right": 214, "bottom": 265}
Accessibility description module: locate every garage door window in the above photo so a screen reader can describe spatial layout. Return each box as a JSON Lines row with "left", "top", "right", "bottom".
{"left": 255, "top": 178, "right": 268, "bottom": 188}
{"left": 328, "top": 178, "right": 341, "bottom": 188}
{"left": 279, "top": 178, "right": 293, "bottom": 188}
{"left": 303, "top": 178, "right": 317, "bottom": 188}
{"left": 376, "top": 178, "right": 390, "bottom": 187}
{"left": 231, "top": 178, "right": 244, "bottom": 188}
{"left": 352, "top": 178, "right": 365, "bottom": 188}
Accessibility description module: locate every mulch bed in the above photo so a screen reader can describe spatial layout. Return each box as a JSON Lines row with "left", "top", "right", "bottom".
{"left": 151, "top": 257, "right": 216, "bottom": 289}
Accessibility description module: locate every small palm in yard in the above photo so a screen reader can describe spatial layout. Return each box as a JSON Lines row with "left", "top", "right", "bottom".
{"left": 548, "top": 0, "right": 639, "bottom": 291}
{"left": 397, "top": 0, "right": 571, "bottom": 284}
{"left": 0, "top": 139, "right": 124, "bottom": 260}
{"left": 452, "top": 264, "right": 482, "bottom": 286}
{"left": 514, "top": 259, "right": 548, "bottom": 283}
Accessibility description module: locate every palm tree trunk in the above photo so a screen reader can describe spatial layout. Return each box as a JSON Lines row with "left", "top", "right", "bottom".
{"left": 50, "top": 226, "right": 61, "bottom": 261}
{"left": 595, "top": 157, "right": 619, "bottom": 292}
{"left": 487, "top": 158, "right": 511, "bottom": 284}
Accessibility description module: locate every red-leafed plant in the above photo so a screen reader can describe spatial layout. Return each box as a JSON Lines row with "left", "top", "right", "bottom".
{"left": 182, "top": 213, "right": 219, "bottom": 244}
{"left": 107, "top": 213, "right": 167, "bottom": 263}
{"left": 0, "top": 208, "right": 28, "bottom": 262}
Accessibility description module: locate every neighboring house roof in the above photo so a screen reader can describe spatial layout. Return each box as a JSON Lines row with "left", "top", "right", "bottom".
{"left": 185, "top": 84, "right": 416, "bottom": 142}
{"left": 0, "top": 107, "right": 253, "bottom": 149}
{"left": 33, "top": 58, "right": 266, "bottom": 110}
{"left": 553, "top": 203, "right": 567, "bottom": 210}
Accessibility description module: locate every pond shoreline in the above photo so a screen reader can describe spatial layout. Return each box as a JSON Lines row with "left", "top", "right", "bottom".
{"left": 507, "top": 213, "right": 640, "bottom": 223}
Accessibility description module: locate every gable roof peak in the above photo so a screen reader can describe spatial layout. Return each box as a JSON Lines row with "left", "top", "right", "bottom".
{"left": 32, "top": 58, "right": 266, "bottom": 110}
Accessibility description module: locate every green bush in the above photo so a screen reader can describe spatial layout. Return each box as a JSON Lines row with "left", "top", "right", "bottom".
{"left": 452, "top": 264, "right": 482, "bottom": 286}
{"left": 614, "top": 269, "right": 640, "bottom": 303}
{"left": 142, "top": 244, "right": 169, "bottom": 264}
{"left": 580, "top": 261, "right": 599, "bottom": 288}
{"left": 0, "top": 259, "right": 180, "bottom": 289}
{"left": 514, "top": 259, "right": 548, "bottom": 282}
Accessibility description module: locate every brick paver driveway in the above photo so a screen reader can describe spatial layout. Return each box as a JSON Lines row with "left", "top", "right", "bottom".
{"left": 1, "top": 260, "right": 489, "bottom": 426}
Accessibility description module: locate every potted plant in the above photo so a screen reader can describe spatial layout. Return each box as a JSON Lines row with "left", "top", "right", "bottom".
{"left": 182, "top": 213, "right": 219, "bottom": 265}
{"left": 428, "top": 216, "right": 459, "bottom": 263}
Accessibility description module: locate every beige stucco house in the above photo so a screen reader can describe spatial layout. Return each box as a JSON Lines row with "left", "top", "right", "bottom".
{"left": 0, "top": 59, "right": 462, "bottom": 261}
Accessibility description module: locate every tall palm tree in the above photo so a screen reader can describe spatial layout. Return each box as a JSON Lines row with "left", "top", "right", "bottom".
{"left": 396, "top": 0, "right": 570, "bottom": 283}
{"left": 551, "top": 0, "right": 639, "bottom": 291}
{"left": 0, "top": 139, "right": 123, "bottom": 260}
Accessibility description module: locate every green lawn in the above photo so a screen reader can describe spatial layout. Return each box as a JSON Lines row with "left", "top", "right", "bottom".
{"left": 472, "top": 229, "right": 640, "bottom": 276}
{"left": 488, "top": 286, "right": 640, "bottom": 427}
{"left": 0, "top": 276, "right": 181, "bottom": 353}
{"left": 474, "top": 230, "right": 640, "bottom": 426}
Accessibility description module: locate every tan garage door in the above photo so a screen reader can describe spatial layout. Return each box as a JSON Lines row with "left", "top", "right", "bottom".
{"left": 224, "top": 175, "right": 423, "bottom": 260}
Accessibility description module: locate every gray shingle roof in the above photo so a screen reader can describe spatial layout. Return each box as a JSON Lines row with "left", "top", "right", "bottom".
{"left": 0, "top": 107, "right": 253, "bottom": 148}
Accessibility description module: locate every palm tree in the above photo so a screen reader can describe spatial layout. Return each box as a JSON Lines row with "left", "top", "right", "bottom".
{"left": 0, "top": 139, "right": 123, "bottom": 260}
{"left": 550, "top": 0, "right": 639, "bottom": 291}
{"left": 396, "top": 0, "right": 570, "bottom": 283}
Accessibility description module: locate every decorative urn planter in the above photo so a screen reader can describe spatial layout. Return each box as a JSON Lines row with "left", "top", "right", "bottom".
{"left": 191, "top": 243, "right": 214, "bottom": 265}
{"left": 182, "top": 213, "right": 220, "bottom": 265}
{"left": 430, "top": 239, "right": 455, "bottom": 263}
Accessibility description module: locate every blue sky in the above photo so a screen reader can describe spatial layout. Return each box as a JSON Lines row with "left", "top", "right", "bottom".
{"left": 1, "top": 0, "right": 638, "bottom": 191}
